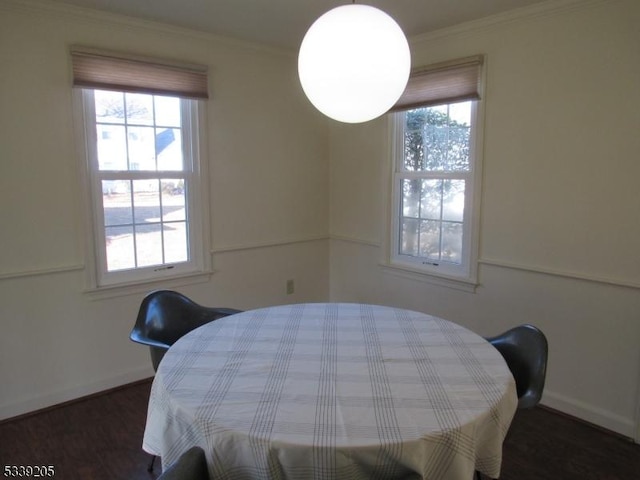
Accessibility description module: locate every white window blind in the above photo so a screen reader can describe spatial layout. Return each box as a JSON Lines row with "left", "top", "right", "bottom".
{"left": 70, "top": 46, "right": 209, "bottom": 99}
{"left": 391, "top": 55, "right": 483, "bottom": 112}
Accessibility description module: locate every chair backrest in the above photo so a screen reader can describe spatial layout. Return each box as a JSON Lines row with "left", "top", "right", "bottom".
{"left": 158, "top": 446, "right": 210, "bottom": 480}
{"left": 485, "top": 324, "right": 548, "bottom": 409}
{"left": 130, "top": 290, "right": 242, "bottom": 370}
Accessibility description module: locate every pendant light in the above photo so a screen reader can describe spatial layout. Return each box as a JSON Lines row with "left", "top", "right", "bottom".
{"left": 298, "top": 3, "right": 411, "bottom": 124}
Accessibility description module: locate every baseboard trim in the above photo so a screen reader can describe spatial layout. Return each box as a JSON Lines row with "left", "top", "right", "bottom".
{"left": 0, "top": 367, "right": 154, "bottom": 422}
{"left": 541, "top": 390, "right": 636, "bottom": 440}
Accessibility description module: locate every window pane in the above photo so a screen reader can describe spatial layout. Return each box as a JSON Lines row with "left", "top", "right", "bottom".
{"left": 402, "top": 179, "right": 421, "bottom": 218}
{"left": 155, "top": 96, "right": 181, "bottom": 127}
{"left": 94, "top": 90, "right": 125, "bottom": 124}
{"left": 157, "top": 128, "right": 183, "bottom": 171}
{"left": 97, "top": 125, "right": 127, "bottom": 170}
{"left": 400, "top": 218, "right": 419, "bottom": 256}
{"left": 126, "top": 93, "right": 154, "bottom": 125}
{"left": 103, "top": 182, "right": 132, "bottom": 226}
{"left": 101, "top": 180, "right": 129, "bottom": 198}
{"left": 403, "top": 102, "right": 472, "bottom": 173}
{"left": 164, "top": 223, "right": 188, "bottom": 263}
{"left": 449, "top": 102, "right": 471, "bottom": 126}
{"left": 133, "top": 179, "right": 162, "bottom": 269}
{"left": 133, "top": 180, "right": 161, "bottom": 225}
{"left": 419, "top": 220, "right": 440, "bottom": 261}
{"left": 442, "top": 180, "right": 465, "bottom": 222}
{"left": 162, "top": 180, "right": 186, "bottom": 221}
{"left": 446, "top": 126, "right": 470, "bottom": 170}
{"left": 105, "top": 225, "right": 135, "bottom": 271}
{"left": 420, "top": 179, "right": 442, "bottom": 220}
{"left": 136, "top": 229, "right": 163, "bottom": 267}
{"left": 403, "top": 129, "right": 424, "bottom": 172}
{"left": 441, "top": 222, "right": 463, "bottom": 264}
{"left": 425, "top": 124, "right": 448, "bottom": 170}
{"left": 128, "top": 126, "right": 156, "bottom": 170}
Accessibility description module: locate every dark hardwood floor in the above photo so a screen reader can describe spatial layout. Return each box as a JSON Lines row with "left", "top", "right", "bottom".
{"left": 1, "top": 379, "right": 638, "bottom": 479}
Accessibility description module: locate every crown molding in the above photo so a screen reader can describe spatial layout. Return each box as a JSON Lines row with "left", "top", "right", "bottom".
{"left": 410, "top": 0, "right": 611, "bottom": 46}
{"left": 0, "top": 0, "right": 294, "bottom": 58}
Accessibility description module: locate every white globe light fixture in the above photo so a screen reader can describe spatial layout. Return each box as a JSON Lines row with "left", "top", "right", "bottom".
{"left": 298, "top": 4, "right": 411, "bottom": 123}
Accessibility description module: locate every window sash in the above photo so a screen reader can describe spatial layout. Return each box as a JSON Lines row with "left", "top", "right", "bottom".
{"left": 71, "top": 46, "right": 209, "bottom": 99}
{"left": 81, "top": 89, "right": 205, "bottom": 288}
{"left": 390, "top": 100, "right": 480, "bottom": 280}
{"left": 393, "top": 171, "right": 472, "bottom": 270}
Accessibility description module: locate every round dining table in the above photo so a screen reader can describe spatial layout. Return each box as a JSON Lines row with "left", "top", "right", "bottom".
{"left": 143, "top": 303, "right": 517, "bottom": 480}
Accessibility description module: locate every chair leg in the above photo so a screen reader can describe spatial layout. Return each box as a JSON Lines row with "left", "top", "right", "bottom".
{"left": 147, "top": 455, "right": 157, "bottom": 472}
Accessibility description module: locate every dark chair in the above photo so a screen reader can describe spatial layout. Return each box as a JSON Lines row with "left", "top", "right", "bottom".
{"left": 157, "top": 446, "right": 210, "bottom": 480}
{"left": 130, "top": 290, "right": 241, "bottom": 473}
{"left": 476, "top": 324, "right": 548, "bottom": 480}
{"left": 130, "top": 289, "right": 242, "bottom": 371}
{"left": 485, "top": 324, "right": 548, "bottom": 410}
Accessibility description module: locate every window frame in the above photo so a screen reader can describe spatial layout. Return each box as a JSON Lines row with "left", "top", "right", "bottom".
{"left": 75, "top": 88, "right": 211, "bottom": 290}
{"left": 386, "top": 98, "right": 484, "bottom": 290}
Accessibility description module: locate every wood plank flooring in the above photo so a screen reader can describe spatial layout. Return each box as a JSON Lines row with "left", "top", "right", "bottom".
{"left": 1, "top": 379, "right": 638, "bottom": 479}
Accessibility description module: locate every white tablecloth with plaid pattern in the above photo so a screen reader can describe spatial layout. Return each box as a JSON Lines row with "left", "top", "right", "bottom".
{"left": 143, "top": 303, "right": 517, "bottom": 480}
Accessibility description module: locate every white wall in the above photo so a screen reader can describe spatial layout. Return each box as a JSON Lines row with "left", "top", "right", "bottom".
{"left": 0, "top": 0, "right": 329, "bottom": 419}
{"left": 329, "top": 0, "right": 640, "bottom": 438}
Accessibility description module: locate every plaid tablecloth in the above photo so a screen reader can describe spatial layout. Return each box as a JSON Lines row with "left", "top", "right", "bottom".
{"left": 143, "top": 303, "right": 517, "bottom": 480}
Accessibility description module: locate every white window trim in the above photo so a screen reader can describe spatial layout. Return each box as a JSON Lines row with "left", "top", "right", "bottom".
{"left": 73, "top": 89, "right": 212, "bottom": 292}
{"left": 382, "top": 99, "right": 485, "bottom": 292}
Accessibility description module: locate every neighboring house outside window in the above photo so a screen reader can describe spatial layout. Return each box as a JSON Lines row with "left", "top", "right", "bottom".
{"left": 71, "top": 47, "right": 210, "bottom": 289}
{"left": 388, "top": 56, "right": 484, "bottom": 289}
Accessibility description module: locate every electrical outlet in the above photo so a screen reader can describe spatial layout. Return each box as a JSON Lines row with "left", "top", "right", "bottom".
{"left": 286, "top": 279, "right": 295, "bottom": 295}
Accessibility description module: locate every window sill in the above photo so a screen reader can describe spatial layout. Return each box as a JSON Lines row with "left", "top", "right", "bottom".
{"left": 379, "top": 262, "right": 478, "bottom": 293}
{"left": 83, "top": 270, "right": 213, "bottom": 301}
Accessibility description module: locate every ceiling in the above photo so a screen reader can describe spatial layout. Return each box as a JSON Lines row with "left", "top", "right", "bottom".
{"left": 52, "top": 0, "right": 549, "bottom": 51}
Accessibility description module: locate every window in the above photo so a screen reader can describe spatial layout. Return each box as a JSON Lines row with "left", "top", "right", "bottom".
{"left": 389, "top": 56, "right": 484, "bottom": 284}
{"left": 72, "top": 47, "right": 210, "bottom": 288}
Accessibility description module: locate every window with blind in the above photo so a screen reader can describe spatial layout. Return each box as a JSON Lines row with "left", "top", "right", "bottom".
{"left": 71, "top": 47, "right": 211, "bottom": 288}
{"left": 389, "top": 55, "right": 484, "bottom": 286}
